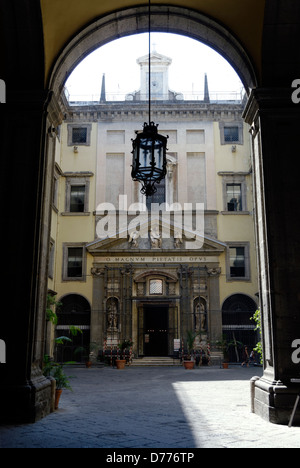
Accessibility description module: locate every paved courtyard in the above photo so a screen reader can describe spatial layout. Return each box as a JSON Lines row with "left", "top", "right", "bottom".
{"left": 1, "top": 365, "right": 300, "bottom": 449}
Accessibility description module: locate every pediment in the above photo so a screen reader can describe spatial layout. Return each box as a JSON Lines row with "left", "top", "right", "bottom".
{"left": 137, "top": 52, "right": 172, "bottom": 66}
{"left": 86, "top": 216, "right": 226, "bottom": 255}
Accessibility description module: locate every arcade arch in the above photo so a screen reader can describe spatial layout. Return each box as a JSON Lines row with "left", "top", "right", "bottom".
{"left": 49, "top": 5, "right": 257, "bottom": 99}
{"left": 3, "top": 0, "right": 299, "bottom": 426}
{"left": 47, "top": 4, "right": 258, "bottom": 363}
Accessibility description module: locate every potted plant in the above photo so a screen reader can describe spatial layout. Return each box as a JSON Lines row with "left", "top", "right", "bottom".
{"left": 52, "top": 364, "right": 73, "bottom": 409}
{"left": 43, "top": 357, "right": 73, "bottom": 410}
{"left": 75, "top": 342, "right": 99, "bottom": 368}
{"left": 215, "top": 337, "right": 230, "bottom": 368}
{"left": 183, "top": 331, "right": 197, "bottom": 369}
{"left": 116, "top": 339, "right": 133, "bottom": 369}
{"left": 215, "top": 336, "right": 243, "bottom": 369}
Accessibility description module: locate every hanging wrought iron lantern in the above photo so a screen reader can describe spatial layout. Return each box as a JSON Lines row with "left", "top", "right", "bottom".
{"left": 131, "top": 121, "right": 168, "bottom": 197}
{"left": 131, "top": 0, "right": 168, "bottom": 197}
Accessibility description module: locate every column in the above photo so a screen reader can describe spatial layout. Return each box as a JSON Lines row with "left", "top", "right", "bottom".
{"left": 0, "top": 89, "right": 55, "bottom": 423}
{"left": 0, "top": 0, "right": 63, "bottom": 423}
{"left": 207, "top": 267, "right": 222, "bottom": 344}
{"left": 243, "top": 88, "right": 300, "bottom": 424}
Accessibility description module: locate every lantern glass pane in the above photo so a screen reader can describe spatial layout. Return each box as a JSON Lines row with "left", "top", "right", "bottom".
{"left": 140, "top": 138, "right": 152, "bottom": 168}
{"left": 132, "top": 145, "right": 138, "bottom": 173}
{"left": 154, "top": 141, "right": 163, "bottom": 170}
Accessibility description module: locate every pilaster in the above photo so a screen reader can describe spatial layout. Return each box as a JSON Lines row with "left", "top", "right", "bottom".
{"left": 91, "top": 267, "right": 106, "bottom": 346}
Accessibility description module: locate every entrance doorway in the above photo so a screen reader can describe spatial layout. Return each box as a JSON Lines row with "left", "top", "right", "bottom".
{"left": 144, "top": 305, "right": 169, "bottom": 356}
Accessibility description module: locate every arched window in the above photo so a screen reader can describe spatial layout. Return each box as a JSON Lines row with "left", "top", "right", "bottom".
{"left": 56, "top": 294, "right": 91, "bottom": 362}
{"left": 222, "top": 294, "right": 257, "bottom": 362}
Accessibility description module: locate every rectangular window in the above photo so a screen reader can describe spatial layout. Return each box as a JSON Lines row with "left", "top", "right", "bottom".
{"left": 72, "top": 127, "right": 87, "bottom": 144}
{"left": 70, "top": 185, "right": 86, "bottom": 213}
{"left": 67, "top": 247, "right": 83, "bottom": 278}
{"left": 224, "top": 126, "right": 239, "bottom": 143}
{"left": 219, "top": 122, "right": 243, "bottom": 145}
{"left": 229, "top": 247, "right": 245, "bottom": 278}
{"left": 150, "top": 279, "right": 163, "bottom": 295}
{"left": 226, "top": 184, "right": 242, "bottom": 211}
{"left": 68, "top": 124, "right": 92, "bottom": 146}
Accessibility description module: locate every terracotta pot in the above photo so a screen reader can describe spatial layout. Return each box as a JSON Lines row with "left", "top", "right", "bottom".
{"left": 85, "top": 361, "right": 92, "bottom": 368}
{"left": 116, "top": 359, "right": 126, "bottom": 369}
{"left": 183, "top": 361, "right": 195, "bottom": 370}
{"left": 55, "top": 389, "right": 63, "bottom": 409}
{"left": 222, "top": 362, "right": 229, "bottom": 369}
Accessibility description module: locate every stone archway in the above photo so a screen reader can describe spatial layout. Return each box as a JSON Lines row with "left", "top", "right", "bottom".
{"left": 49, "top": 5, "right": 257, "bottom": 98}
{"left": 46, "top": 5, "right": 300, "bottom": 424}
{"left": 2, "top": 0, "right": 300, "bottom": 426}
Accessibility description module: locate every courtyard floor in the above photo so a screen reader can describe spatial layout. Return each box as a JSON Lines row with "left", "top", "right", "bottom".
{"left": 0, "top": 365, "right": 300, "bottom": 449}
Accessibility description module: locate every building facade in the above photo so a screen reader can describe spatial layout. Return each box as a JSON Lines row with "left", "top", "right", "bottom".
{"left": 47, "top": 50, "right": 258, "bottom": 362}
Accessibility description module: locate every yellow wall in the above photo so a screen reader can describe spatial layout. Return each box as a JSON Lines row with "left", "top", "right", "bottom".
{"left": 50, "top": 122, "right": 98, "bottom": 304}
{"left": 213, "top": 121, "right": 258, "bottom": 307}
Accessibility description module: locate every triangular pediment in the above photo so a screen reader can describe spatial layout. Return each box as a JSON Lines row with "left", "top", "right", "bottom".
{"left": 86, "top": 215, "right": 226, "bottom": 255}
{"left": 137, "top": 51, "right": 172, "bottom": 66}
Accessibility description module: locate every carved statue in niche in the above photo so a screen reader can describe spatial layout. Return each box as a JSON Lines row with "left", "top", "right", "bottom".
{"left": 107, "top": 298, "right": 119, "bottom": 330}
{"left": 150, "top": 226, "right": 162, "bottom": 249}
{"left": 194, "top": 298, "right": 207, "bottom": 332}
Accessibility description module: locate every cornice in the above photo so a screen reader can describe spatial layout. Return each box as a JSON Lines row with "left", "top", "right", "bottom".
{"left": 65, "top": 101, "right": 245, "bottom": 123}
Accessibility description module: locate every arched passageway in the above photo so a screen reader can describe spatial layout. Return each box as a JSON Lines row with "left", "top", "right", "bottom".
{"left": 1, "top": 0, "right": 300, "bottom": 427}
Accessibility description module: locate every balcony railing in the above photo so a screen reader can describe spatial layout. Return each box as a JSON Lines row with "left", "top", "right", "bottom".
{"left": 65, "top": 88, "right": 245, "bottom": 106}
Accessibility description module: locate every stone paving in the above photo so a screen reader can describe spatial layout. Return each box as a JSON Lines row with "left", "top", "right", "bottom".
{"left": 1, "top": 365, "right": 300, "bottom": 449}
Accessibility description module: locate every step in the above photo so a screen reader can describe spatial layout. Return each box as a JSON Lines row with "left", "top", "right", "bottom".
{"left": 131, "top": 356, "right": 181, "bottom": 367}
